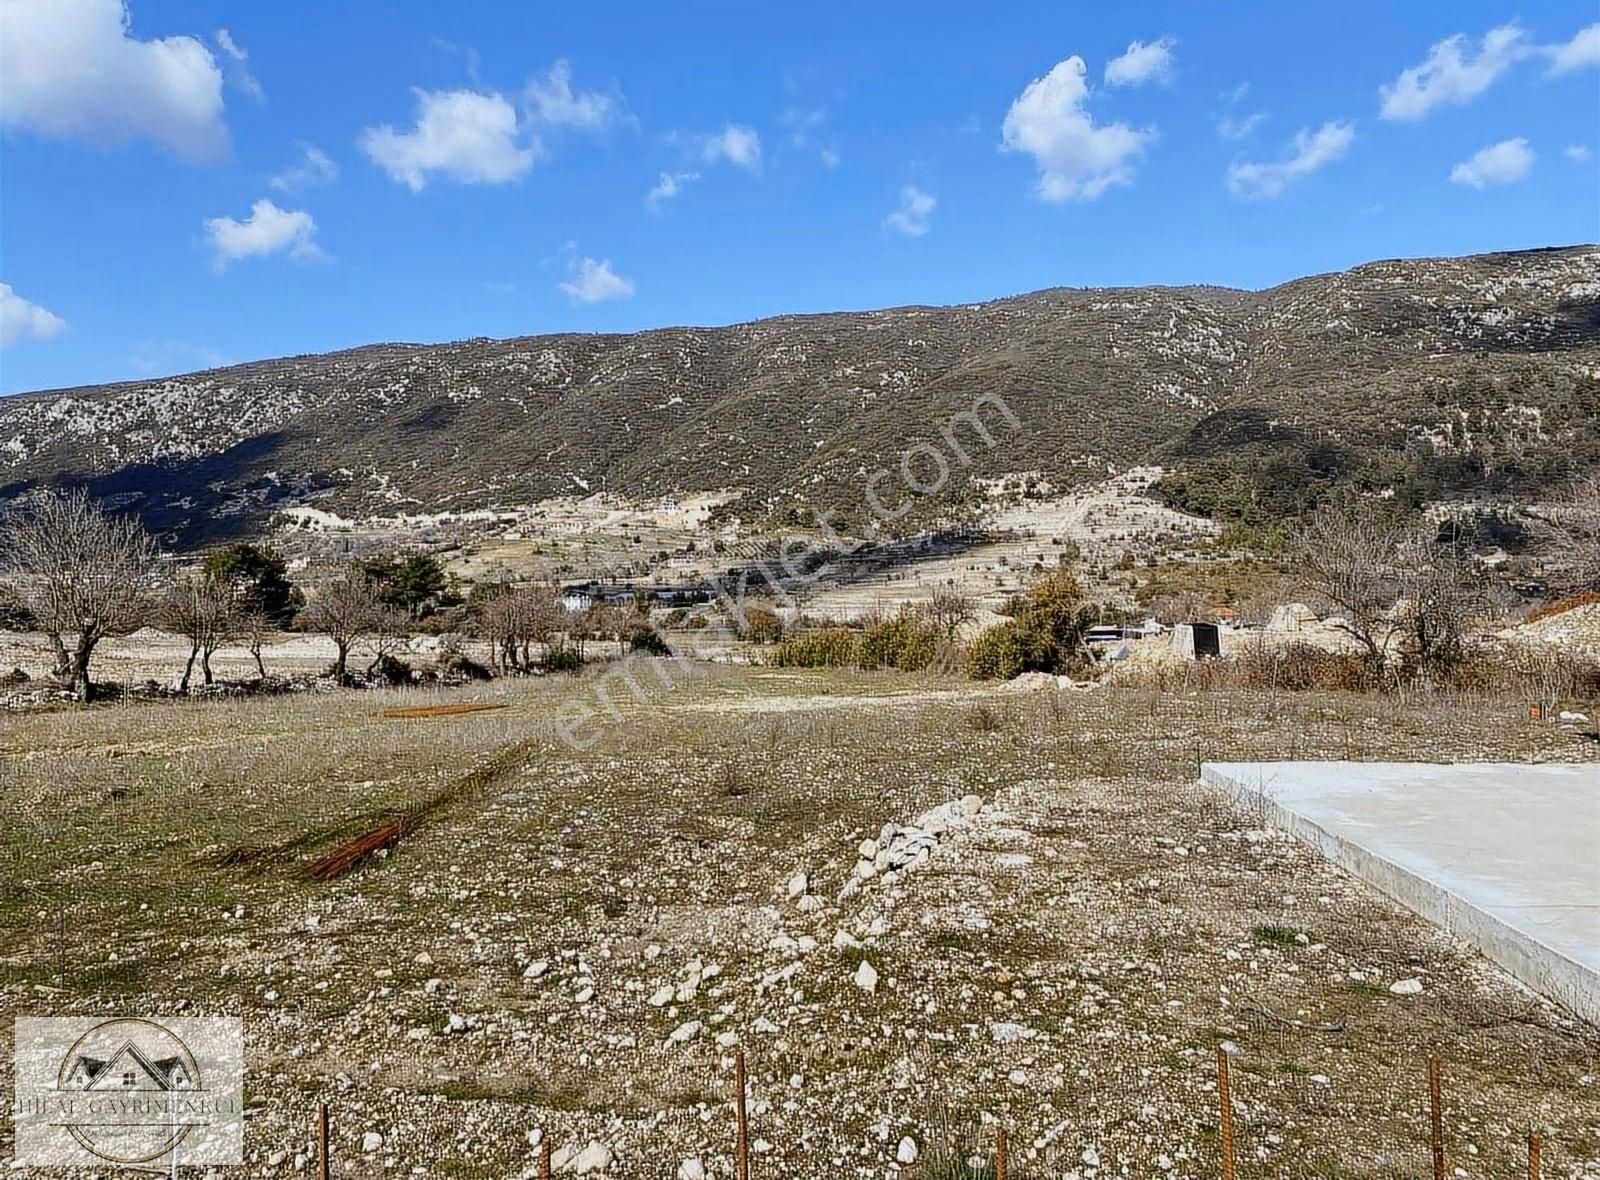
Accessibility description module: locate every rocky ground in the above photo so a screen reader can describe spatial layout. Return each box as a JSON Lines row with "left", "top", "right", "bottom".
{"left": 2, "top": 667, "right": 1597, "bottom": 1178}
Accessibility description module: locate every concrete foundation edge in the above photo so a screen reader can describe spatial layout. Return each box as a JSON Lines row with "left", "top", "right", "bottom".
{"left": 1200, "top": 762, "right": 1599, "bottom": 1029}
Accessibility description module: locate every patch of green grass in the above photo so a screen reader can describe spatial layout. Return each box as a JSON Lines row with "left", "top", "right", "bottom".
{"left": 71, "top": 959, "right": 147, "bottom": 993}
{"left": 437, "top": 1156, "right": 515, "bottom": 1178}
{"left": 1251, "top": 922, "right": 1301, "bottom": 947}
{"left": 428, "top": 1081, "right": 527, "bottom": 1103}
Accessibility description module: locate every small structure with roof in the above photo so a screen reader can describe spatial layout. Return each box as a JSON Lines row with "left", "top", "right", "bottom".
{"left": 1267, "top": 603, "right": 1319, "bottom": 633}
{"left": 1170, "top": 621, "right": 1223, "bottom": 660}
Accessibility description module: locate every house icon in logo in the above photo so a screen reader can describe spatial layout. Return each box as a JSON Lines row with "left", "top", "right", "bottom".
{"left": 65, "top": 1039, "right": 195, "bottom": 1091}
{"left": 52, "top": 1018, "right": 206, "bottom": 1164}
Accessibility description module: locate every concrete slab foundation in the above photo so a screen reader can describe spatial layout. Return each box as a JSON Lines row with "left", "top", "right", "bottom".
{"left": 1200, "top": 760, "right": 1599, "bottom": 1026}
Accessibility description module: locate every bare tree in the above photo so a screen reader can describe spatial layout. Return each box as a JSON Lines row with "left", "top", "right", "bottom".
{"left": 1532, "top": 474, "right": 1600, "bottom": 595}
{"left": 1292, "top": 501, "right": 1409, "bottom": 678}
{"left": 1395, "top": 530, "right": 1483, "bottom": 680}
{"left": 619, "top": 593, "right": 653, "bottom": 651}
{"left": 585, "top": 600, "right": 624, "bottom": 655}
{"left": 300, "top": 567, "right": 385, "bottom": 682}
{"left": 921, "top": 585, "right": 976, "bottom": 640}
{"left": 1294, "top": 500, "right": 1481, "bottom": 683}
{"left": 239, "top": 608, "right": 273, "bottom": 680}
{"left": 525, "top": 585, "right": 565, "bottom": 665}
{"left": 567, "top": 600, "right": 597, "bottom": 659}
{"left": 0, "top": 488, "right": 159, "bottom": 700}
{"left": 162, "top": 573, "right": 237, "bottom": 692}
{"left": 475, "top": 588, "right": 518, "bottom": 672}
{"left": 476, "top": 583, "right": 563, "bottom": 671}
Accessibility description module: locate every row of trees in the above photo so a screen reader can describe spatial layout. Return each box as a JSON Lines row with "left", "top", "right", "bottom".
{"left": 474, "top": 583, "right": 659, "bottom": 671}
{"left": 0, "top": 487, "right": 668, "bottom": 698}
{"left": 0, "top": 488, "right": 466, "bottom": 698}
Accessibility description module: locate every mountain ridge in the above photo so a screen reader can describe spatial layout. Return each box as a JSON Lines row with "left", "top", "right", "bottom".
{"left": 3, "top": 244, "right": 1597, "bottom": 545}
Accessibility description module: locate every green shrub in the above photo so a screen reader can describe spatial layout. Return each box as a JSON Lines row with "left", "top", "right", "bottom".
{"left": 370, "top": 653, "right": 413, "bottom": 685}
{"left": 968, "top": 571, "right": 1098, "bottom": 680}
{"left": 1251, "top": 923, "right": 1302, "bottom": 947}
{"left": 856, "top": 617, "right": 940, "bottom": 671}
{"left": 770, "top": 616, "right": 943, "bottom": 672}
{"left": 541, "top": 646, "right": 584, "bottom": 674}
{"left": 628, "top": 628, "right": 673, "bottom": 656}
{"left": 967, "top": 621, "right": 1052, "bottom": 680}
{"left": 1215, "top": 520, "right": 1290, "bottom": 552}
{"left": 438, "top": 649, "right": 493, "bottom": 681}
{"left": 769, "top": 628, "right": 860, "bottom": 668}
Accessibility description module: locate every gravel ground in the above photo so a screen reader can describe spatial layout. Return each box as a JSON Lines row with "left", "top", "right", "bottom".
{"left": 2, "top": 667, "right": 1596, "bottom": 1178}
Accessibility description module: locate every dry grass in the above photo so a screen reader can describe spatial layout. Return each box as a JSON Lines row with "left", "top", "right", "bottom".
{"left": 1117, "top": 637, "right": 1600, "bottom": 704}
{"left": 1, "top": 666, "right": 1595, "bottom": 1177}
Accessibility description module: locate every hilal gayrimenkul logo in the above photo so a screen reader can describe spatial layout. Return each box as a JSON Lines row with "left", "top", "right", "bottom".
{"left": 12, "top": 1017, "right": 244, "bottom": 1168}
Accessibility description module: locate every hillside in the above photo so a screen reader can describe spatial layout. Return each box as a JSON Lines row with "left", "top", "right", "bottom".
{"left": 2, "top": 245, "right": 1597, "bottom": 544}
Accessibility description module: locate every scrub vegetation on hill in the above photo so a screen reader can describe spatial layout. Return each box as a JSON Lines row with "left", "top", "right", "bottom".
{"left": 1, "top": 246, "right": 1595, "bottom": 543}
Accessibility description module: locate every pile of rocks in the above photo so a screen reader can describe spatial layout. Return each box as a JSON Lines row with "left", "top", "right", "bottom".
{"left": 850, "top": 795, "right": 983, "bottom": 885}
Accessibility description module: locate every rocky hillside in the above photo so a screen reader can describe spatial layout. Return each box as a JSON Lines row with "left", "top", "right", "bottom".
{"left": 2, "top": 245, "right": 1596, "bottom": 544}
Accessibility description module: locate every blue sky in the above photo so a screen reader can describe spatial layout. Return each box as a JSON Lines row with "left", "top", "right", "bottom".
{"left": 1, "top": 1, "right": 1597, "bottom": 394}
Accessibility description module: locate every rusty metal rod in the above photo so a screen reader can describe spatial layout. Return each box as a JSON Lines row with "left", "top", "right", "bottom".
{"left": 1528, "top": 1128, "right": 1541, "bottom": 1180}
{"left": 1217, "top": 1047, "right": 1236, "bottom": 1180}
{"left": 735, "top": 1048, "right": 750, "bottom": 1180}
{"left": 1429, "top": 1056, "right": 1445, "bottom": 1180}
{"left": 540, "top": 1137, "right": 552, "bottom": 1180}
{"left": 995, "top": 1124, "right": 1008, "bottom": 1180}
{"left": 317, "top": 1102, "right": 329, "bottom": 1180}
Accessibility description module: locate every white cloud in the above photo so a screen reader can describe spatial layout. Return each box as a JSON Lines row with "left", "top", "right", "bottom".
{"left": 0, "top": 0, "right": 227, "bottom": 160}
{"left": 1218, "top": 111, "right": 1267, "bottom": 140}
{"left": 645, "top": 170, "right": 698, "bottom": 208}
{"left": 270, "top": 144, "right": 338, "bottom": 192}
{"left": 1543, "top": 22, "right": 1600, "bottom": 76}
{"left": 1104, "top": 37, "right": 1176, "bottom": 87}
{"left": 701, "top": 124, "right": 762, "bottom": 170}
{"left": 782, "top": 105, "right": 841, "bottom": 166}
{"left": 360, "top": 88, "right": 539, "bottom": 191}
{"left": 559, "top": 257, "right": 634, "bottom": 304}
{"left": 884, "top": 185, "right": 936, "bottom": 236}
{"left": 1565, "top": 144, "right": 1593, "bottom": 163}
{"left": 213, "top": 27, "right": 262, "bottom": 102}
{"left": 1449, "top": 138, "right": 1534, "bottom": 188}
{"left": 524, "top": 59, "right": 618, "bottom": 131}
{"left": 1378, "top": 23, "right": 1527, "bottom": 120}
{"left": 204, "top": 199, "right": 322, "bottom": 269}
{"left": 1227, "top": 121, "right": 1354, "bottom": 199}
{"left": 1217, "top": 83, "right": 1266, "bottom": 140}
{"left": 1000, "top": 55, "right": 1153, "bottom": 201}
{"left": 0, "top": 283, "right": 67, "bottom": 348}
